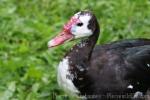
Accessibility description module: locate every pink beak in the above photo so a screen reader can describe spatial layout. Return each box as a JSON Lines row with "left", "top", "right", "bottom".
{"left": 48, "top": 31, "right": 73, "bottom": 48}
{"left": 48, "top": 16, "right": 79, "bottom": 48}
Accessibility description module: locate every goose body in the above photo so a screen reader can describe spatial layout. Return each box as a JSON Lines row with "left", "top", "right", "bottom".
{"left": 48, "top": 11, "right": 150, "bottom": 100}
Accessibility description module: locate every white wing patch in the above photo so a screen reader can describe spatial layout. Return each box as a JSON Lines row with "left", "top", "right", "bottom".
{"left": 147, "top": 63, "right": 150, "bottom": 67}
{"left": 133, "top": 91, "right": 143, "bottom": 98}
{"left": 57, "top": 57, "right": 79, "bottom": 95}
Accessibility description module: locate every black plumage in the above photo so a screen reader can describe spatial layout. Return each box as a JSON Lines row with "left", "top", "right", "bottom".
{"left": 49, "top": 11, "right": 150, "bottom": 100}
{"left": 65, "top": 12, "right": 150, "bottom": 100}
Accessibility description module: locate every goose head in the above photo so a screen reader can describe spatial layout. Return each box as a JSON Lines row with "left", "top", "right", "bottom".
{"left": 48, "top": 11, "right": 99, "bottom": 48}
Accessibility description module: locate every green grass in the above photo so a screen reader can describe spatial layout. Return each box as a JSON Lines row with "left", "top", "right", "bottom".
{"left": 0, "top": 0, "right": 150, "bottom": 99}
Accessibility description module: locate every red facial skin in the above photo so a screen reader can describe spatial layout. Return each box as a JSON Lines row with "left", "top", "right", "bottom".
{"left": 48, "top": 16, "right": 80, "bottom": 48}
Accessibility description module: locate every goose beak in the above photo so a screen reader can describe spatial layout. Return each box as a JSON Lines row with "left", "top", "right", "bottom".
{"left": 48, "top": 16, "right": 79, "bottom": 48}
{"left": 48, "top": 31, "right": 74, "bottom": 48}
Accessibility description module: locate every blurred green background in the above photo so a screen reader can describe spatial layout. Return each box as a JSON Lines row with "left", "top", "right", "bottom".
{"left": 0, "top": 0, "right": 150, "bottom": 100}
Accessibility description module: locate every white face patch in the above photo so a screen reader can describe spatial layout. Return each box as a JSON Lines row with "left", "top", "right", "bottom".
{"left": 57, "top": 57, "right": 79, "bottom": 95}
{"left": 127, "top": 84, "right": 133, "bottom": 89}
{"left": 71, "top": 12, "right": 93, "bottom": 38}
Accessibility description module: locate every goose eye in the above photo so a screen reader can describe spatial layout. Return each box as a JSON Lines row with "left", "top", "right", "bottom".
{"left": 77, "top": 22, "right": 83, "bottom": 27}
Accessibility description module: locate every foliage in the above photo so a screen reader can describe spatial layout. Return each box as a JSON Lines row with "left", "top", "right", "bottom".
{"left": 0, "top": 0, "right": 150, "bottom": 99}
